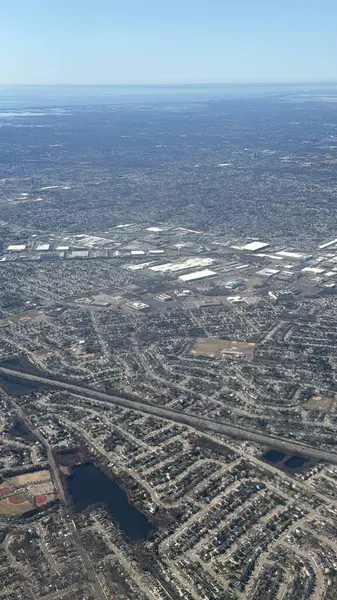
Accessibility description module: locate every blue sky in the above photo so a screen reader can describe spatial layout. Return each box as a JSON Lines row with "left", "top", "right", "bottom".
{"left": 1, "top": 0, "right": 336, "bottom": 84}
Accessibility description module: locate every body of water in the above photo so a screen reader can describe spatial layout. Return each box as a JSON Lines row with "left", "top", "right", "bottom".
{"left": 0, "top": 83, "right": 336, "bottom": 109}
{"left": 283, "top": 455, "right": 308, "bottom": 469}
{"left": 9, "top": 420, "right": 36, "bottom": 441}
{"left": 67, "top": 463, "right": 152, "bottom": 541}
{"left": 0, "top": 356, "right": 43, "bottom": 375}
{"left": 0, "top": 377, "right": 41, "bottom": 396}
{"left": 263, "top": 449, "right": 311, "bottom": 471}
{"left": 263, "top": 450, "right": 285, "bottom": 464}
{"left": 0, "top": 356, "right": 47, "bottom": 396}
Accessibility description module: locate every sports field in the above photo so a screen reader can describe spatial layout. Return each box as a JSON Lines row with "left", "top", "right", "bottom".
{"left": 301, "top": 395, "right": 333, "bottom": 412}
{"left": 191, "top": 337, "right": 256, "bottom": 358}
{"left": 0, "top": 495, "right": 33, "bottom": 516}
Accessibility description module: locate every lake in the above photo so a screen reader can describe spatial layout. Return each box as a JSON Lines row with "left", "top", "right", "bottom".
{"left": 67, "top": 463, "right": 152, "bottom": 541}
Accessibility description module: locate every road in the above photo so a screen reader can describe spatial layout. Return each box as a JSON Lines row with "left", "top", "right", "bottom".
{"left": 67, "top": 519, "right": 108, "bottom": 600}
{"left": 1, "top": 366, "right": 337, "bottom": 464}
{"left": 0, "top": 387, "right": 66, "bottom": 504}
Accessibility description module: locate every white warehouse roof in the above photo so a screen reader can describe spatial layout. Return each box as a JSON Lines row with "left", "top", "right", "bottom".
{"left": 179, "top": 269, "right": 217, "bottom": 282}
{"left": 7, "top": 244, "right": 26, "bottom": 251}
{"left": 149, "top": 257, "right": 214, "bottom": 273}
{"left": 318, "top": 238, "right": 337, "bottom": 249}
{"left": 276, "top": 251, "right": 307, "bottom": 259}
{"left": 243, "top": 241, "right": 270, "bottom": 251}
{"left": 301, "top": 266, "right": 325, "bottom": 274}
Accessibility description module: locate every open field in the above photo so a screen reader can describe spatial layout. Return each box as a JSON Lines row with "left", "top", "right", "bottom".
{"left": 7, "top": 470, "right": 51, "bottom": 488}
{"left": 301, "top": 395, "right": 334, "bottom": 412}
{"left": 190, "top": 337, "right": 256, "bottom": 358}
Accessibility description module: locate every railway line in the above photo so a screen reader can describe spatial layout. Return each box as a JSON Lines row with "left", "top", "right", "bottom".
{"left": 1, "top": 366, "right": 337, "bottom": 465}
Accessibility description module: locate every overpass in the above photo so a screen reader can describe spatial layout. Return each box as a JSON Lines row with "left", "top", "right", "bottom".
{"left": 1, "top": 366, "right": 336, "bottom": 464}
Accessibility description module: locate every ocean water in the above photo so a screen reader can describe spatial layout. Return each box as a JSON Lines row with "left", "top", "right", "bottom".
{"left": 0, "top": 83, "right": 336, "bottom": 109}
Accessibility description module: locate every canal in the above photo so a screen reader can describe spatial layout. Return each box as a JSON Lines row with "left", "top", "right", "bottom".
{"left": 67, "top": 463, "right": 153, "bottom": 541}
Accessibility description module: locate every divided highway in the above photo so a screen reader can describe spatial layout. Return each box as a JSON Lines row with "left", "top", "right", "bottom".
{"left": 1, "top": 366, "right": 337, "bottom": 465}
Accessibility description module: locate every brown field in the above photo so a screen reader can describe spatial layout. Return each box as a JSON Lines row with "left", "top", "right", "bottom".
{"left": 59, "top": 465, "right": 71, "bottom": 475}
{"left": 0, "top": 496, "right": 33, "bottom": 516}
{"left": 191, "top": 337, "right": 256, "bottom": 358}
{"left": 302, "top": 395, "right": 333, "bottom": 412}
{"left": 7, "top": 470, "right": 51, "bottom": 488}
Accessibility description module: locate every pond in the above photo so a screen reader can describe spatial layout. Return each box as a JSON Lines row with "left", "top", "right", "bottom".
{"left": 263, "top": 449, "right": 311, "bottom": 472}
{"left": 0, "top": 376, "right": 42, "bottom": 396}
{"left": 283, "top": 455, "right": 308, "bottom": 470}
{"left": 0, "top": 356, "right": 46, "bottom": 396}
{"left": 9, "top": 420, "right": 36, "bottom": 441}
{"left": 0, "top": 356, "right": 43, "bottom": 375}
{"left": 263, "top": 450, "right": 285, "bottom": 464}
{"left": 67, "top": 463, "right": 153, "bottom": 541}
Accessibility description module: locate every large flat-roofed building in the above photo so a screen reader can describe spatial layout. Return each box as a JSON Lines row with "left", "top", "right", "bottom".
{"left": 242, "top": 241, "right": 270, "bottom": 252}
{"left": 179, "top": 269, "right": 217, "bottom": 282}
{"left": 318, "top": 238, "right": 337, "bottom": 249}
{"left": 68, "top": 250, "right": 89, "bottom": 258}
{"left": 149, "top": 257, "right": 214, "bottom": 273}
{"left": 276, "top": 250, "right": 310, "bottom": 260}
{"left": 124, "top": 300, "right": 150, "bottom": 311}
{"left": 36, "top": 243, "right": 51, "bottom": 251}
{"left": 7, "top": 244, "right": 27, "bottom": 251}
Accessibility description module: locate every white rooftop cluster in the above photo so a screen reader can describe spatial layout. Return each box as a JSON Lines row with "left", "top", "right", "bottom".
{"left": 179, "top": 269, "right": 217, "bottom": 282}
{"left": 149, "top": 257, "right": 214, "bottom": 273}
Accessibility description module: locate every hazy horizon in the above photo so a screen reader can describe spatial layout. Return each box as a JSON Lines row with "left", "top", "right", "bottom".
{"left": 1, "top": 81, "right": 337, "bottom": 110}
{"left": 1, "top": 0, "right": 336, "bottom": 85}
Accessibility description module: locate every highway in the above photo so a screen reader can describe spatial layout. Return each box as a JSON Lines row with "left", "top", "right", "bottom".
{"left": 1, "top": 366, "right": 337, "bottom": 465}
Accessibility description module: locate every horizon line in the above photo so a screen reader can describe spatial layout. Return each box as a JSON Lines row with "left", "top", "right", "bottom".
{"left": 0, "top": 81, "right": 337, "bottom": 87}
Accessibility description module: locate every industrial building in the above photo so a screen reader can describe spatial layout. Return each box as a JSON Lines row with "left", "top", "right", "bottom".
{"left": 36, "top": 243, "right": 51, "bottom": 251}
{"left": 179, "top": 269, "right": 217, "bottom": 282}
{"left": 242, "top": 241, "right": 270, "bottom": 252}
{"left": 124, "top": 300, "right": 150, "bottom": 311}
{"left": 6, "top": 244, "right": 27, "bottom": 252}
{"left": 149, "top": 257, "right": 215, "bottom": 273}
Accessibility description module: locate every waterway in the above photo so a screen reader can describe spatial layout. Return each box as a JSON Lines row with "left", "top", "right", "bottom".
{"left": 67, "top": 463, "right": 152, "bottom": 541}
